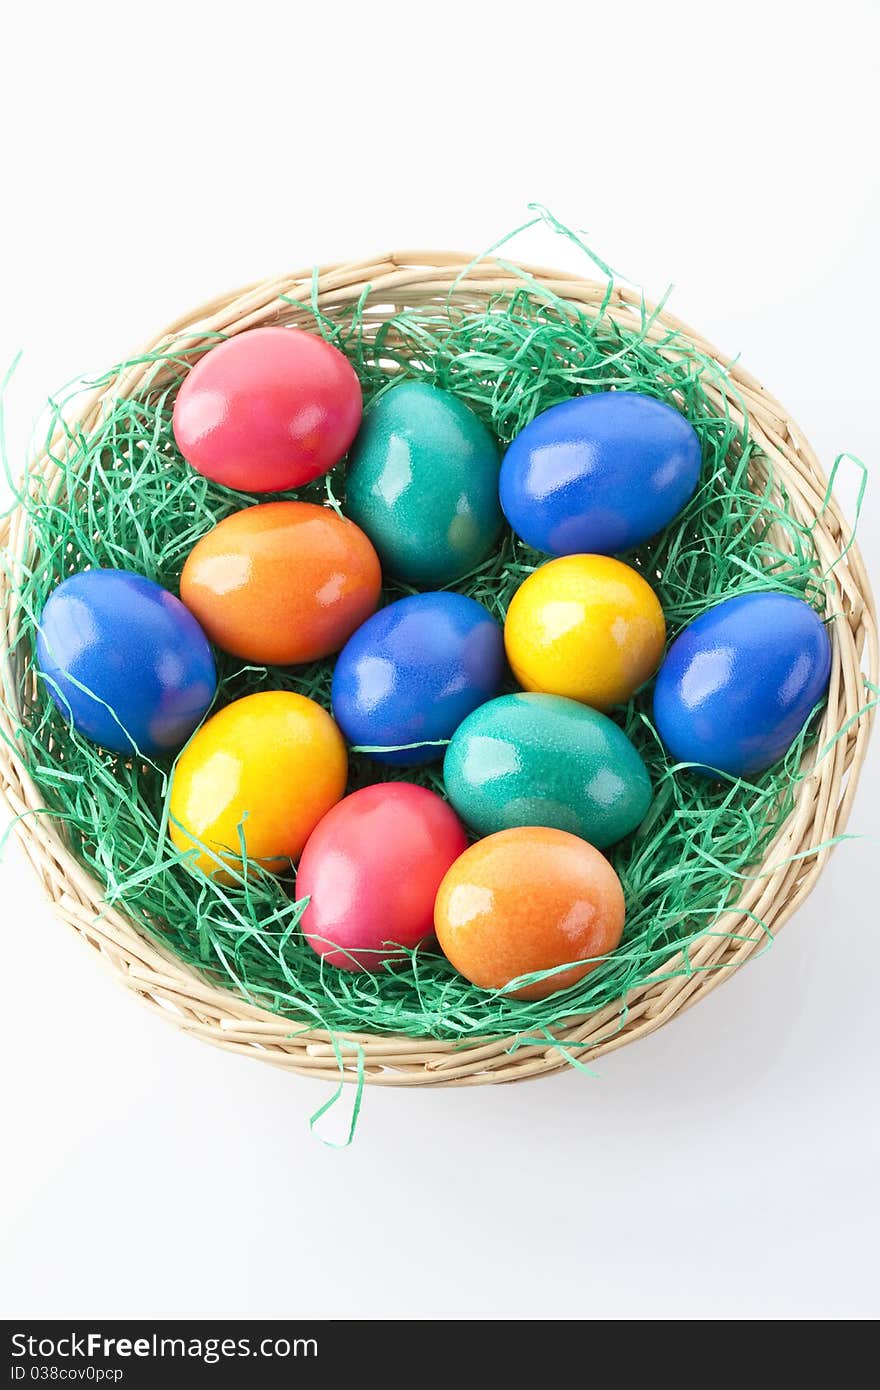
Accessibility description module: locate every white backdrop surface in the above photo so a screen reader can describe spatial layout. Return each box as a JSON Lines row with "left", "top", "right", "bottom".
{"left": 1, "top": 0, "right": 878, "bottom": 1321}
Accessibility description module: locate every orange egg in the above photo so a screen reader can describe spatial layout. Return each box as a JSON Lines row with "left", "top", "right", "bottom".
{"left": 180, "top": 501, "right": 382, "bottom": 665}
{"left": 434, "top": 827, "right": 625, "bottom": 999}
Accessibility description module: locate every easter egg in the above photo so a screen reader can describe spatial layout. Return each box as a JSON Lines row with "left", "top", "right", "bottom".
{"left": 443, "top": 693, "right": 652, "bottom": 847}
{"left": 504, "top": 554, "right": 666, "bottom": 709}
{"left": 344, "top": 381, "right": 502, "bottom": 585}
{"left": 499, "top": 391, "right": 702, "bottom": 556}
{"left": 172, "top": 327, "right": 362, "bottom": 492}
{"left": 298, "top": 783, "right": 468, "bottom": 972}
{"left": 180, "top": 501, "right": 381, "bottom": 665}
{"left": 653, "top": 591, "right": 832, "bottom": 778}
{"left": 434, "top": 827, "right": 625, "bottom": 1000}
{"left": 36, "top": 570, "right": 216, "bottom": 757}
{"left": 168, "top": 690, "right": 347, "bottom": 878}
{"left": 331, "top": 592, "right": 505, "bottom": 765}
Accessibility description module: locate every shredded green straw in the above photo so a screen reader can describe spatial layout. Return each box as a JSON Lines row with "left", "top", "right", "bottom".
{"left": 0, "top": 213, "right": 867, "bottom": 1058}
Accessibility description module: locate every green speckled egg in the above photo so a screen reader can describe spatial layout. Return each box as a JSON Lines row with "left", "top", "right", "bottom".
{"left": 443, "top": 692, "right": 652, "bottom": 847}
{"left": 344, "top": 381, "right": 503, "bottom": 586}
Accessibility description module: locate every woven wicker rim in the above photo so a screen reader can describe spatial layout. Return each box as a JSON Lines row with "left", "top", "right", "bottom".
{"left": 1, "top": 250, "right": 876, "bottom": 1088}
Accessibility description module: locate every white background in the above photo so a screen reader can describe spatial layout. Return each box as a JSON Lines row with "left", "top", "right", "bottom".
{"left": 1, "top": 0, "right": 878, "bottom": 1321}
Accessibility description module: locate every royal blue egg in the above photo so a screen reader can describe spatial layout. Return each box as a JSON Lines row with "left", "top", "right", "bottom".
{"left": 653, "top": 591, "right": 832, "bottom": 778}
{"left": 331, "top": 592, "right": 505, "bottom": 765}
{"left": 36, "top": 569, "right": 217, "bottom": 756}
{"left": 499, "top": 391, "right": 703, "bottom": 556}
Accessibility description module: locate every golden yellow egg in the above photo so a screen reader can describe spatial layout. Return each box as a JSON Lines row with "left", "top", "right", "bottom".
{"left": 504, "top": 554, "right": 666, "bottom": 709}
{"left": 168, "top": 690, "right": 347, "bottom": 880}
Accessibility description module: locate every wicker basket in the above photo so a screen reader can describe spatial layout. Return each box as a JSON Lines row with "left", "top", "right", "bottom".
{"left": 1, "top": 250, "right": 876, "bottom": 1089}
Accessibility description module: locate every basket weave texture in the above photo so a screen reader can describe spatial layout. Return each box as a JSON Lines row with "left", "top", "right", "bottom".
{"left": 1, "top": 250, "right": 876, "bottom": 1089}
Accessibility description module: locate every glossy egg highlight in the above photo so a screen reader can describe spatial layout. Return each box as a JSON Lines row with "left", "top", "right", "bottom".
{"left": 500, "top": 391, "right": 702, "bottom": 556}
{"left": 345, "top": 381, "right": 502, "bottom": 585}
{"left": 168, "top": 691, "right": 347, "bottom": 878}
{"left": 653, "top": 591, "right": 832, "bottom": 777}
{"left": 331, "top": 592, "right": 506, "bottom": 765}
{"left": 443, "top": 693, "right": 652, "bottom": 846}
{"left": 434, "top": 827, "right": 626, "bottom": 1000}
{"left": 504, "top": 554, "right": 666, "bottom": 709}
{"left": 180, "top": 502, "right": 382, "bottom": 665}
{"left": 172, "top": 327, "right": 362, "bottom": 492}
{"left": 36, "top": 569, "right": 216, "bottom": 756}
{"left": 298, "top": 783, "right": 468, "bottom": 971}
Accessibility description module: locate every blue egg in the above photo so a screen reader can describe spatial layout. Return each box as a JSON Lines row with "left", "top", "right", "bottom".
{"left": 653, "top": 592, "right": 832, "bottom": 778}
{"left": 500, "top": 391, "right": 703, "bottom": 556}
{"left": 331, "top": 592, "right": 505, "bottom": 765}
{"left": 36, "top": 569, "right": 217, "bottom": 756}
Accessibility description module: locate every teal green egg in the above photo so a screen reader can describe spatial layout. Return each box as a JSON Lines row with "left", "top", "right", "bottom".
{"left": 443, "top": 692, "right": 652, "bottom": 847}
{"left": 344, "top": 381, "right": 503, "bottom": 586}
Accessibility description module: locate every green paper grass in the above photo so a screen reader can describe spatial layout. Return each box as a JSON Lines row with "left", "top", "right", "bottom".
{"left": 0, "top": 218, "right": 862, "bottom": 1058}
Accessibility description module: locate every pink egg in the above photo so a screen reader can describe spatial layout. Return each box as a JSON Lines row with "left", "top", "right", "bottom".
{"left": 298, "top": 783, "right": 468, "bottom": 972}
{"left": 172, "top": 326, "right": 362, "bottom": 493}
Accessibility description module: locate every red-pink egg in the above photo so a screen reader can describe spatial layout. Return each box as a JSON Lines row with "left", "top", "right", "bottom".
{"left": 298, "top": 783, "right": 468, "bottom": 972}
{"left": 172, "top": 326, "right": 362, "bottom": 493}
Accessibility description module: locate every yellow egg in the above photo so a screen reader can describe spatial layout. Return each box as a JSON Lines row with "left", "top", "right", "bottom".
{"left": 504, "top": 554, "right": 666, "bottom": 709}
{"left": 168, "top": 691, "right": 347, "bottom": 879}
